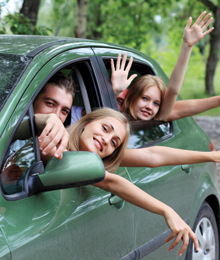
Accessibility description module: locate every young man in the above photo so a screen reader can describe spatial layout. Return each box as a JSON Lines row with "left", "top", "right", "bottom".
{"left": 34, "top": 72, "right": 75, "bottom": 160}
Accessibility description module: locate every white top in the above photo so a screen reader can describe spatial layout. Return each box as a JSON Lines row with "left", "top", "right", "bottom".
{"left": 71, "top": 105, "right": 83, "bottom": 125}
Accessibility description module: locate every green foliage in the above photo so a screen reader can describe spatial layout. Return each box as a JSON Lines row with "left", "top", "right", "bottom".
{"left": 4, "top": 12, "right": 52, "bottom": 35}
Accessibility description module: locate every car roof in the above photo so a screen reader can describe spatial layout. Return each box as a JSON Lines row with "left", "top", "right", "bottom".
{"left": 0, "top": 35, "right": 135, "bottom": 57}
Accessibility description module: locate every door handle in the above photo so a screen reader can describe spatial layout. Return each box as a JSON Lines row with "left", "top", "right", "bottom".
{"left": 109, "top": 194, "right": 123, "bottom": 205}
{"left": 181, "top": 164, "right": 192, "bottom": 174}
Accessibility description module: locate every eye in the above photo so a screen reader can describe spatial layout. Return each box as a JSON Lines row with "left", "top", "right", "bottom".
{"left": 111, "top": 139, "right": 116, "bottom": 148}
{"left": 46, "top": 101, "right": 54, "bottom": 107}
{"left": 62, "top": 109, "right": 70, "bottom": 115}
{"left": 102, "top": 125, "right": 108, "bottom": 132}
{"left": 142, "top": 96, "right": 148, "bottom": 101}
{"left": 154, "top": 102, "right": 160, "bottom": 106}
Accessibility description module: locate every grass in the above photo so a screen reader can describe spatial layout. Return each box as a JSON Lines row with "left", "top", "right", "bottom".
{"left": 179, "top": 63, "right": 220, "bottom": 116}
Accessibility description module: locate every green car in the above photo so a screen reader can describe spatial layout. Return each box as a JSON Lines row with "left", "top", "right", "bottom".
{"left": 0, "top": 35, "right": 220, "bottom": 260}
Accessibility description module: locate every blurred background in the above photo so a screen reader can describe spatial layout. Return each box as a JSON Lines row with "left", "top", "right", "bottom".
{"left": 1, "top": 0, "right": 220, "bottom": 116}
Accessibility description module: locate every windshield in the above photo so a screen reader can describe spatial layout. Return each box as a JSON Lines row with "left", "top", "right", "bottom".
{"left": 0, "top": 53, "right": 31, "bottom": 110}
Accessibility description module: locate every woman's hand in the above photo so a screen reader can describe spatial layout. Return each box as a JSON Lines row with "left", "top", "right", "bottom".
{"left": 183, "top": 11, "right": 214, "bottom": 48}
{"left": 164, "top": 207, "right": 199, "bottom": 256}
{"left": 111, "top": 53, "right": 137, "bottom": 96}
{"left": 36, "top": 113, "right": 69, "bottom": 160}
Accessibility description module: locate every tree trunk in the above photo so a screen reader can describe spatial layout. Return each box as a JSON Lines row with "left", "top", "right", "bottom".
{"left": 205, "top": 6, "right": 220, "bottom": 95}
{"left": 74, "top": 0, "right": 88, "bottom": 38}
{"left": 20, "top": 0, "right": 41, "bottom": 26}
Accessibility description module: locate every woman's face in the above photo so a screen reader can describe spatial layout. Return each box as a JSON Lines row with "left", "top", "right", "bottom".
{"left": 132, "top": 85, "right": 161, "bottom": 120}
{"left": 79, "top": 117, "right": 126, "bottom": 159}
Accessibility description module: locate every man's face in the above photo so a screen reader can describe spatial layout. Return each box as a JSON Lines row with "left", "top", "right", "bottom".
{"left": 33, "top": 83, "right": 73, "bottom": 123}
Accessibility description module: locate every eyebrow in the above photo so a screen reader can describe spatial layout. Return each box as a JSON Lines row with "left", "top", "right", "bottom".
{"left": 44, "top": 97, "right": 71, "bottom": 110}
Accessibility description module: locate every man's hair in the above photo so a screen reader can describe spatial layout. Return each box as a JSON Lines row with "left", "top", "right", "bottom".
{"left": 39, "top": 72, "right": 75, "bottom": 100}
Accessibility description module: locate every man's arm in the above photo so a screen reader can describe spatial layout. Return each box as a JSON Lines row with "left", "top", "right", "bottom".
{"left": 35, "top": 113, "right": 69, "bottom": 160}
{"left": 157, "top": 11, "right": 214, "bottom": 121}
{"left": 167, "top": 96, "right": 220, "bottom": 121}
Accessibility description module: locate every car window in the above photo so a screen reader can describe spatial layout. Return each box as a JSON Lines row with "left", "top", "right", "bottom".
{"left": 0, "top": 53, "right": 31, "bottom": 111}
{"left": 0, "top": 113, "right": 35, "bottom": 195}
{"left": 128, "top": 120, "right": 173, "bottom": 148}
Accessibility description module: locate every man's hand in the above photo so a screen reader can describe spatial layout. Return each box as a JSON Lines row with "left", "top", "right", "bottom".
{"left": 35, "top": 113, "right": 69, "bottom": 160}
{"left": 183, "top": 11, "right": 214, "bottom": 48}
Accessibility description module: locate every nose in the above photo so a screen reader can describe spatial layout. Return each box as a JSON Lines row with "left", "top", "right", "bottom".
{"left": 54, "top": 108, "right": 62, "bottom": 121}
{"left": 146, "top": 101, "right": 153, "bottom": 110}
{"left": 102, "top": 135, "right": 111, "bottom": 146}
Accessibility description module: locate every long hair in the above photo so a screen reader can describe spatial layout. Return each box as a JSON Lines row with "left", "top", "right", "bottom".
{"left": 121, "top": 75, "right": 166, "bottom": 120}
{"left": 68, "top": 108, "right": 130, "bottom": 172}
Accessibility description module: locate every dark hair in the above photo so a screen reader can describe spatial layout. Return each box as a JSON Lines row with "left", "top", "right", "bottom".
{"left": 40, "top": 72, "right": 75, "bottom": 100}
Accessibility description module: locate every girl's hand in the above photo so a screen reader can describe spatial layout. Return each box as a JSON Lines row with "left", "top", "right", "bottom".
{"left": 111, "top": 53, "right": 137, "bottom": 96}
{"left": 164, "top": 208, "right": 199, "bottom": 256}
{"left": 183, "top": 11, "right": 214, "bottom": 48}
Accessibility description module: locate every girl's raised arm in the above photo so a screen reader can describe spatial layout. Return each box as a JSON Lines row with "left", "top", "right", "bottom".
{"left": 157, "top": 11, "right": 214, "bottom": 121}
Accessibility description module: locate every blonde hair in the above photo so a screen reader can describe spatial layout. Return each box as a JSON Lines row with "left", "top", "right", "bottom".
{"left": 68, "top": 108, "right": 130, "bottom": 172}
{"left": 121, "top": 75, "right": 166, "bottom": 120}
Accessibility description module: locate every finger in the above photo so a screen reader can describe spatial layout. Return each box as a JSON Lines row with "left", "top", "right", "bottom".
{"left": 40, "top": 126, "right": 59, "bottom": 149}
{"left": 202, "top": 26, "right": 214, "bottom": 37}
{"left": 177, "top": 233, "right": 189, "bottom": 257}
{"left": 128, "top": 74, "right": 138, "bottom": 83}
{"left": 38, "top": 123, "right": 53, "bottom": 144}
{"left": 199, "top": 13, "right": 211, "bottom": 27}
{"left": 116, "top": 53, "right": 121, "bottom": 70}
{"left": 190, "top": 231, "right": 199, "bottom": 252}
{"left": 185, "top": 16, "right": 192, "bottom": 29}
{"left": 201, "top": 17, "right": 213, "bottom": 31}
{"left": 194, "top": 11, "right": 206, "bottom": 25}
{"left": 120, "top": 52, "right": 127, "bottom": 70}
{"left": 54, "top": 133, "right": 69, "bottom": 158}
{"left": 165, "top": 231, "right": 176, "bottom": 244}
{"left": 168, "top": 232, "right": 183, "bottom": 252}
{"left": 110, "top": 58, "right": 115, "bottom": 72}
{"left": 125, "top": 56, "right": 133, "bottom": 72}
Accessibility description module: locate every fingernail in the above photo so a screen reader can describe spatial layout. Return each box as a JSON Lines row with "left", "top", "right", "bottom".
{"left": 55, "top": 153, "right": 59, "bottom": 158}
{"left": 42, "top": 151, "right": 47, "bottom": 155}
{"left": 179, "top": 253, "right": 182, "bottom": 257}
{"left": 40, "top": 147, "right": 43, "bottom": 151}
{"left": 39, "top": 139, "right": 42, "bottom": 143}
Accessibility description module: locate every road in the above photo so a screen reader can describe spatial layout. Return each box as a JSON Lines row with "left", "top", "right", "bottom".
{"left": 194, "top": 116, "right": 220, "bottom": 188}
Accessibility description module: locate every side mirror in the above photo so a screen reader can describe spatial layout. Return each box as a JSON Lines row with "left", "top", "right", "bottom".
{"left": 28, "top": 151, "right": 105, "bottom": 195}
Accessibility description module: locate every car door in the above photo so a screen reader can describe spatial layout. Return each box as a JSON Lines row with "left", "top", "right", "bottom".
{"left": 92, "top": 48, "right": 198, "bottom": 259}
{"left": 0, "top": 48, "right": 135, "bottom": 260}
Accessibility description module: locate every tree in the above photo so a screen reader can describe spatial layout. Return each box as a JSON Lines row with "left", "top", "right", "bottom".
{"left": 198, "top": 0, "right": 220, "bottom": 95}
{"left": 74, "top": 0, "right": 88, "bottom": 38}
{"left": 20, "top": 0, "right": 41, "bottom": 26}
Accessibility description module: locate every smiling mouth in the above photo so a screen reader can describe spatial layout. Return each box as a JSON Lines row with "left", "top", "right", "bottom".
{"left": 141, "top": 110, "right": 151, "bottom": 117}
{"left": 93, "top": 138, "right": 103, "bottom": 152}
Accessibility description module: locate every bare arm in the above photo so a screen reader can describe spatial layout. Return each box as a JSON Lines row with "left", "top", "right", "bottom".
{"left": 167, "top": 96, "right": 220, "bottom": 121}
{"left": 120, "top": 146, "right": 220, "bottom": 168}
{"left": 157, "top": 11, "right": 214, "bottom": 121}
{"left": 93, "top": 171, "right": 199, "bottom": 256}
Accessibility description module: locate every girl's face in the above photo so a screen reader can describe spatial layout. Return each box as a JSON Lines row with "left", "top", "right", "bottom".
{"left": 79, "top": 117, "right": 126, "bottom": 159}
{"left": 133, "top": 85, "right": 161, "bottom": 120}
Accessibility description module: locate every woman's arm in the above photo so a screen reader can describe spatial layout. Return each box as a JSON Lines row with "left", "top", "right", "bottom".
{"left": 157, "top": 11, "right": 214, "bottom": 121}
{"left": 120, "top": 146, "right": 220, "bottom": 168}
{"left": 93, "top": 171, "right": 199, "bottom": 256}
{"left": 167, "top": 96, "right": 220, "bottom": 121}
